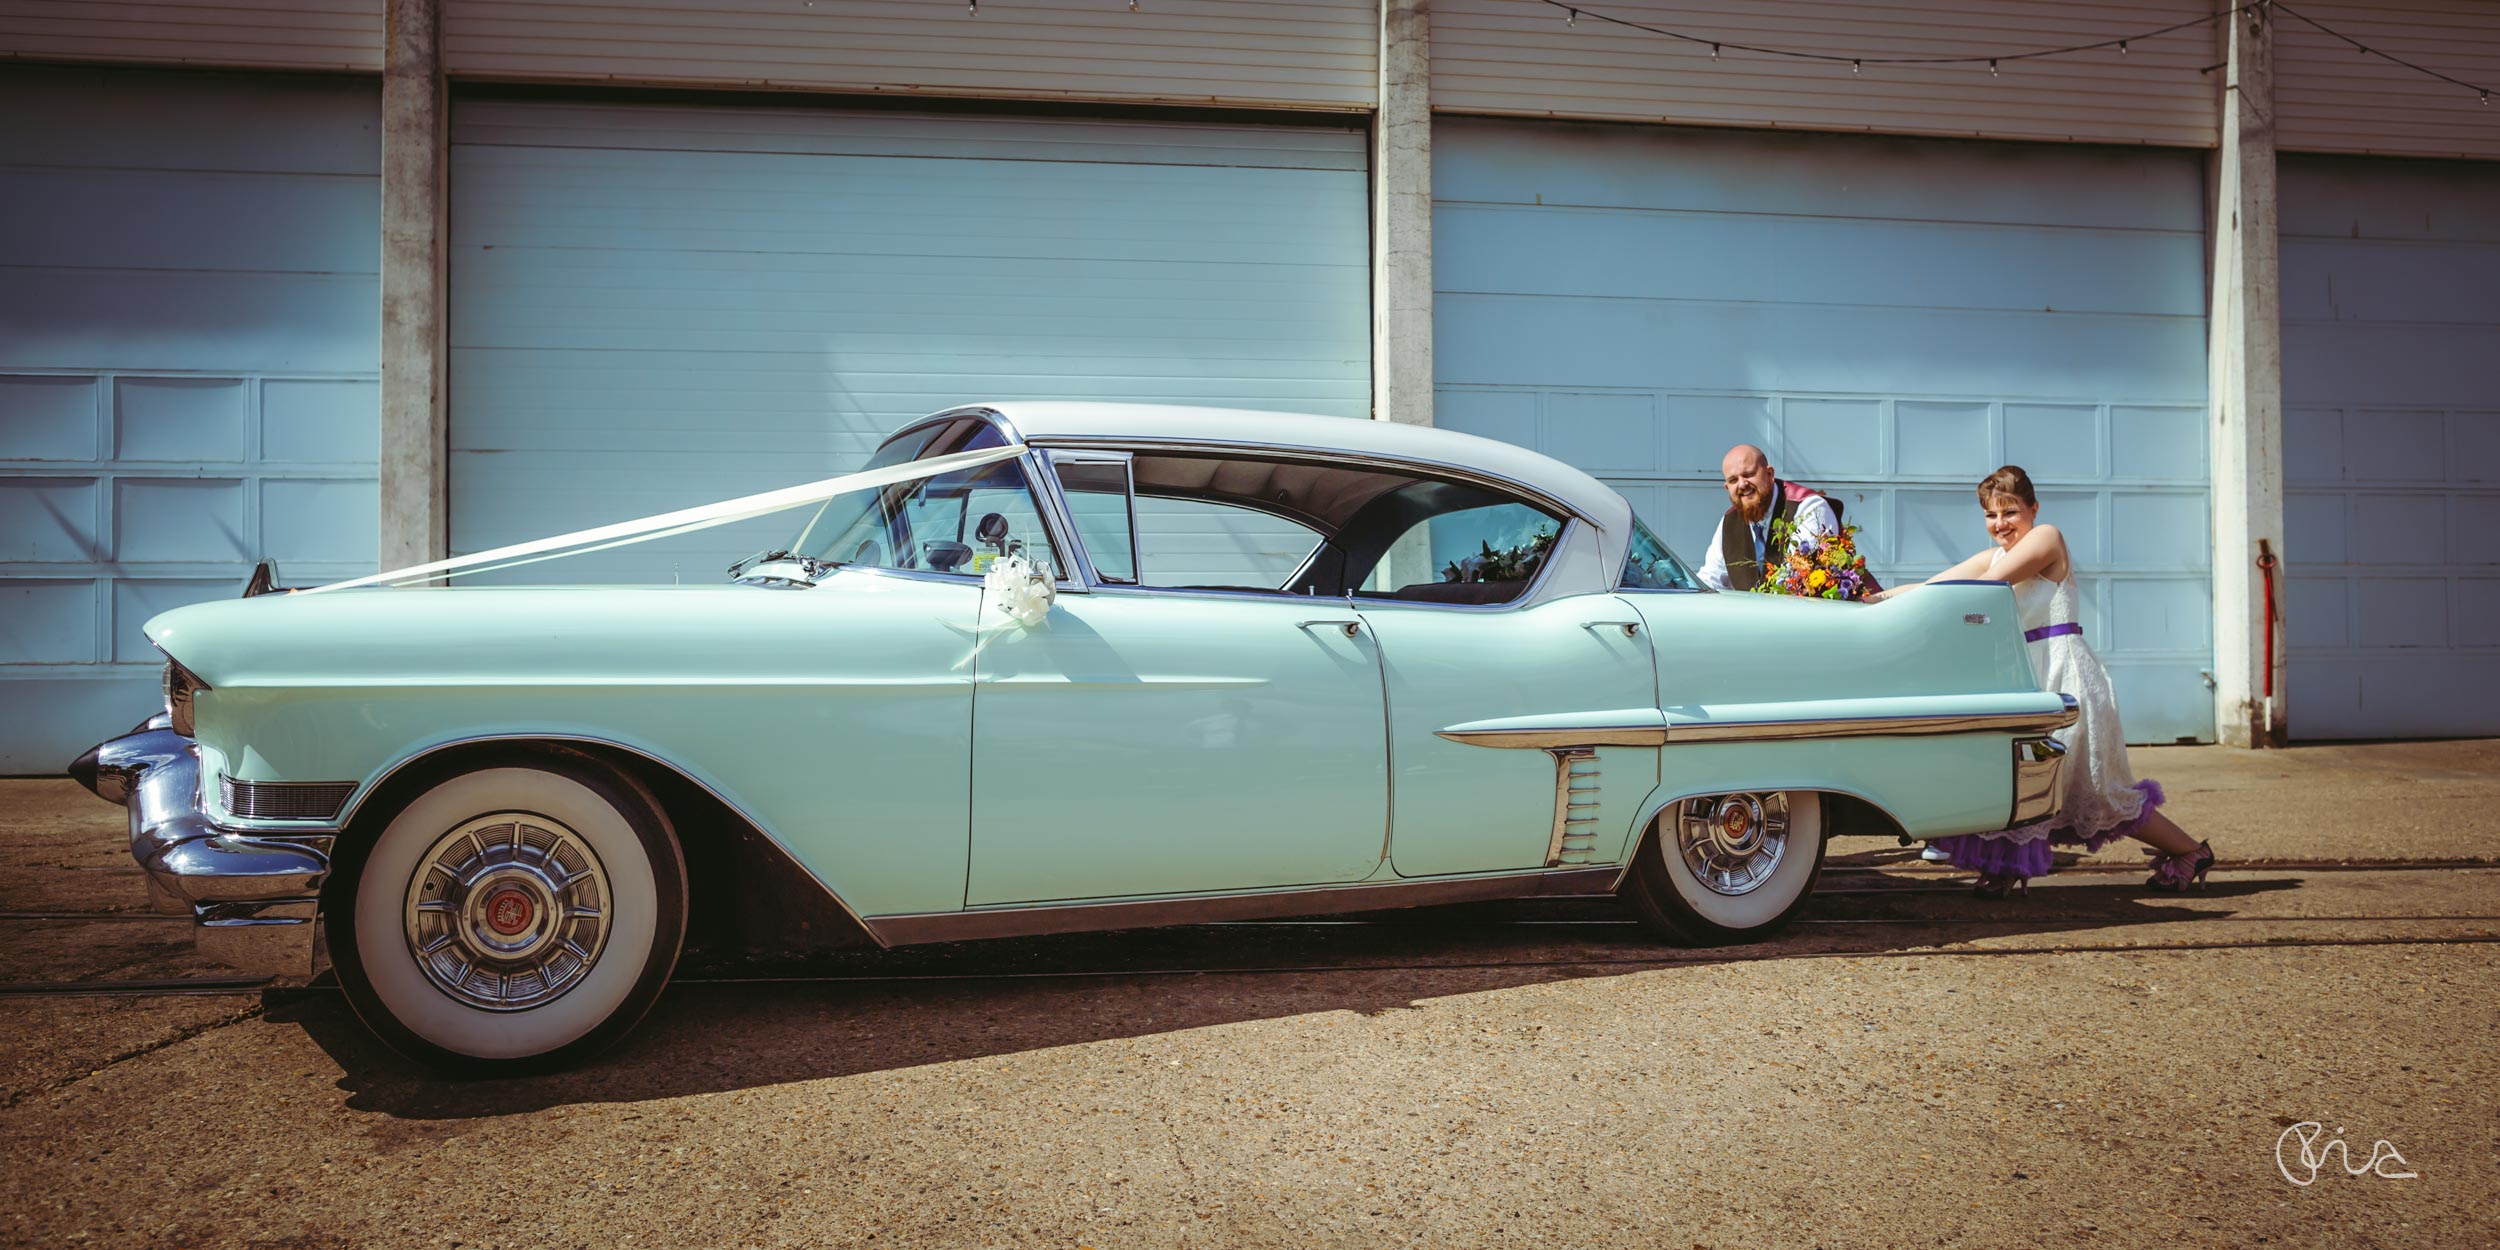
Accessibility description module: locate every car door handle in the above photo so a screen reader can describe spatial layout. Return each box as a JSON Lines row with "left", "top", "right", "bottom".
{"left": 1298, "top": 619, "right": 1362, "bottom": 638}
{"left": 1583, "top": 620, "right": 1641, "bottom": 638}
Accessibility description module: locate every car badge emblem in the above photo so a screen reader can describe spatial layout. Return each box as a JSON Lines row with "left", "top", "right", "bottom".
{"left": 485, "top": 888, "right": 534, "bottom": 936}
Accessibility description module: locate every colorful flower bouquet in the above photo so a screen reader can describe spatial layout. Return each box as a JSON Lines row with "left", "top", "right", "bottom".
{"left": 1750, "top": 519, "right": 1877, "bottom": 602}
{"left": 1443, "top": 525, "right": 1556, "bottom": 584}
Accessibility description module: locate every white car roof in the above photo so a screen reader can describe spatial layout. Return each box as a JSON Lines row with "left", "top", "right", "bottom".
{"left": 943, "top": 401, "right": 1639, "bottom": 607}
{"left": 964, "top": 401, "right": 1632, "bottom": 533}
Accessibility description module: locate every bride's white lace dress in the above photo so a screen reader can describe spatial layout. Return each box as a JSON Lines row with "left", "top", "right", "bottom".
{"left": 1930, "top": 559, "right": 2164, "bottom": 879}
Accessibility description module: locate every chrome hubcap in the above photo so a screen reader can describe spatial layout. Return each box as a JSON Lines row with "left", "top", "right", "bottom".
{"left": 403, "top": 812, "right": 610, "bottom": 1011}
{"left": 1676, "top": 792, "right": 1790, "bottom": 896}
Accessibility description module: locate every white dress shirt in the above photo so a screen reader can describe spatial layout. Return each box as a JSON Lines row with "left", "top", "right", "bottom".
{"left": 1695, "top": 492, "right": 1839, "bottom": 591}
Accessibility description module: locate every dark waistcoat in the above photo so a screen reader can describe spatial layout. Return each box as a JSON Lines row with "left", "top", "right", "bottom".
{"left": 1716, "top": 485, "right": 1808, "bottom": 592}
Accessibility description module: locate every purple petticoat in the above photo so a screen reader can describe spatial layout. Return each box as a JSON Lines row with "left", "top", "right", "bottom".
{"left": 1927, "top": 779, "right": 2166, "bottom": 880}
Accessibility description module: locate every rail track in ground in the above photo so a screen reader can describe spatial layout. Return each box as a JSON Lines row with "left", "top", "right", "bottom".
{"left": 6, "top": 861, "right": 2492, "bottom": 998}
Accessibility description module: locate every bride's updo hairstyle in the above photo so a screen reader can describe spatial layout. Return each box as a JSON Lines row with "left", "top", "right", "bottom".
{"left": 1977, "top": 465, "right": 2038, "bottom": 509}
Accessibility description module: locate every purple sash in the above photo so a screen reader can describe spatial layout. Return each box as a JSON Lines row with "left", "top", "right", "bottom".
{"left": 2024, "top": 623, "right": 2082, "bottom": 643}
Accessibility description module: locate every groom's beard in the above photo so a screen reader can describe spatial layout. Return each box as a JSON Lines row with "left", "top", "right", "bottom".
{"left": 1737, "top": 493, "right": 1772, "bottom": 523}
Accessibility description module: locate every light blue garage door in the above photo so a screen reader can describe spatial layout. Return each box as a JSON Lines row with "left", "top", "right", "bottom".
{"left": 0, "top": 68, "right": 380, "bottom": 774}
{"left": 1434, "top": 119, "right": 2214, "bottom": 743}
{"left": 2282, "top": 155, "right": 2500, "bottom": 739}
{"left": 448, "top": 97, "right": 1371, "bottom": 584}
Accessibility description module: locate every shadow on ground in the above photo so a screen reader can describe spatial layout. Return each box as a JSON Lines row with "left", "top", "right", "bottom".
{"left": 272, "top": 873, "right": 2299, "bottom": 1120}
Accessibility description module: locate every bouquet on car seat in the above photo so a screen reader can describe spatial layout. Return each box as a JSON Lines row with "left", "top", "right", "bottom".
{"left": 1750, "top": 519, "right": 1876, "bottom": 602}
{"left": 1443, "top": 525, "right": 1557, "bottom": 583}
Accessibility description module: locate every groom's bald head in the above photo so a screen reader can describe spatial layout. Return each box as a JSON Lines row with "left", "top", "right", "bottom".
{"left": 1722, "top": 444, "right": 1776, "bottom": 522}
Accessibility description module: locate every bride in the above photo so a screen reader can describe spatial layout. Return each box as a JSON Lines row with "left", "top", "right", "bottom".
{"left": 1872, "top": 466, "right": 2215, "bottom": 897}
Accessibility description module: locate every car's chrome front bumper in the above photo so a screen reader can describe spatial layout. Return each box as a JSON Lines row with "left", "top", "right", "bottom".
{"left": 2007, "top": 734, "right": 2070, "bottom": 829}
{"left": 71, "top": 716, "right": 328, "bottom": 981}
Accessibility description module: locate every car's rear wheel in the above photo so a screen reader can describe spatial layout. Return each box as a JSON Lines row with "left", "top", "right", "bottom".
{"left": 329, "top": 753, "right": 685, "bottom": 1075}
{"left": 1622, "top": 790, "right": 1824, "bottom": 945}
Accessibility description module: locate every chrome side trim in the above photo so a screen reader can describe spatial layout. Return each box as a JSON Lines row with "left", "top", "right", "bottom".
{"left": 2008, "top": 736, "right": 2070, "bottom": 828}
{"left": 1438, "top": 722, "right": 1670, "bottom": 749}
{"left": 1544, "top": 748, "right": 1601, "bottom": 867}
{"left": 890, "top": 405, "right": 1015, "bottom": 450}
{"left": 865, "top": 866, "right": 1622, "bottom": 946}
{"left": 1028, "top": 446, "right": 1112, "bottom": 590}
{"left": 334, "top": 733, "right": 886, "bottom": 946}
{"left": 1666, "top": 696, "right": 2080, "bottom": 744}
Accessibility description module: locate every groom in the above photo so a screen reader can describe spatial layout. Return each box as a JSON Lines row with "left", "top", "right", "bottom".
{"left": 1694, "top": 444, "right": 1842, "bottom": 592}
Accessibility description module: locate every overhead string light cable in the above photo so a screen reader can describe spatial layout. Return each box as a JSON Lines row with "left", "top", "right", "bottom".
{"left": 1535, "top": 0, "right": 2258, "bottom": 67}
{"left": 2272, "top": 1, "right": 2494, "bottom": 104}
{"left": 1537, "top": 0, "right": 2496, "bottom": 102}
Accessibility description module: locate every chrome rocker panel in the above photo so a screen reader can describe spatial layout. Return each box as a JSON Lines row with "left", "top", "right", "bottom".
{"left": 73, "top": 719, "right": 324, "bottom": 982}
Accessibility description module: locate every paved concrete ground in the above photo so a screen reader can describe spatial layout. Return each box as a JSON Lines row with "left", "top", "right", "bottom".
{"left": 3, "top": 741, "right": 2496, "bottom": 1248}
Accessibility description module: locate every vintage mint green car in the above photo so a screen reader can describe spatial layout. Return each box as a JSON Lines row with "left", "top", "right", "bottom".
{"left": 73, "top": 403, "right": 2072, "bottom": 1073}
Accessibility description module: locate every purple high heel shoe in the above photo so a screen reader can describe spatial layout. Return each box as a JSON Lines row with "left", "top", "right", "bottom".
{"left": 1972, "top": 870, "right": 2028, "bottom": 900}
{"left": 2146, "top": 840, "right": 2216, "bottom": 892}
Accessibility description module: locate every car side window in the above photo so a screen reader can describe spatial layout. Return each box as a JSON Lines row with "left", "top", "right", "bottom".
{"left": 1037, "top": 447, "right": 1558, "bottom": 604}
{"left": 1134, "top": 497, "right": 1321, "bottom": 590}
{"left": 1620, "top": 515, "right": 1703, "bottom": 591}
{"left": 1357, "top": 499, "right": 1559, "bottom": 605}
{"left": 1055, "top": 451, "right": 1324, "bottom": 592}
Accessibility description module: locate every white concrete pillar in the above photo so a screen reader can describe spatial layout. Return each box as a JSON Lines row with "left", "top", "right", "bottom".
{"left": 379, "top": 0, "right": 448, "bottom": 570}
{"left": 1372, "top": 0, "right": 1433, "bottom": 428}
{"left": 2207, "top": 1, "right": 2288, "bottom": 747}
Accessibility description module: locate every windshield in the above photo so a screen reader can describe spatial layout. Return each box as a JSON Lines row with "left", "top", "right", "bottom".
{"left": 1620, "top": 515, "right": 1703, "bottom": 591}
{"left": 782, "top": 420, "right": 1059, "bottom": 578}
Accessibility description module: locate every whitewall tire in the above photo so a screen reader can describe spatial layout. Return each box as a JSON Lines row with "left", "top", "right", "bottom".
{"left": 1622, "top": 790, "right": 1824, "bottom": 945}
{"left": 329, "top": 753, "right": 686, "bottom": 1074}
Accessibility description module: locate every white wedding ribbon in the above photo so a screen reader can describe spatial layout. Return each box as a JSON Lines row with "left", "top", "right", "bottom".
{"left": 947, "top": 552, "right": 1058, "bottom": 671}
{"left": 306, "top": 443, "right": 1030, "bottom": 593}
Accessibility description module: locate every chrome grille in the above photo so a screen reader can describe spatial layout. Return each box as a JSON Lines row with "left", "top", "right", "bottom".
{"left": 1544, "top": 748, "right": 1603, "bottom": 866}
{"left": 220, "top": 775, "right": 356, "bottom": 822}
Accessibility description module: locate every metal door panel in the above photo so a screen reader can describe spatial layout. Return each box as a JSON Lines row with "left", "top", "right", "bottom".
{"left": 966, "top": 593, "right": 1388, "bottom": 905}
{"left": 1361, "top": 595, "right": 1659, "bottom": 877}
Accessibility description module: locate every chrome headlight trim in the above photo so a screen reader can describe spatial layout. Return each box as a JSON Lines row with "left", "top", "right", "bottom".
{"left": 159, "top": 653, "right": 209, "bottom": 738}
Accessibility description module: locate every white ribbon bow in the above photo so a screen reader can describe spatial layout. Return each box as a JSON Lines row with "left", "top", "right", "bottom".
{"left": 982, "top": 552, "right": 1056, "bottom": 628}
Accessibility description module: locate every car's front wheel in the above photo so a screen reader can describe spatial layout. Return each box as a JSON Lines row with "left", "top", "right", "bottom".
{"left": 329, "top": 753, "right": 686, "bottom": 1075}
{"left": 1622, "top": 790, "right": 1824, "bottom": 945}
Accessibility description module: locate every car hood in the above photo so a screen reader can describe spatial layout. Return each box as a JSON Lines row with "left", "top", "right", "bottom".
{"left": 144, "top": 576, "right": 975, "bottom": 689}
